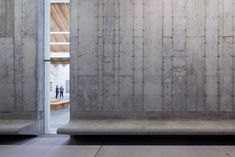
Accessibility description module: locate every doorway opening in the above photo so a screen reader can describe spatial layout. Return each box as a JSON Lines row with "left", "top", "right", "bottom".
{"left": 45, "top": 0, "right": 70, "bottom": 133}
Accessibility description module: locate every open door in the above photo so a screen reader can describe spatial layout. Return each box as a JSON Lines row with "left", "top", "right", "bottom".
{"left": 45, "top": 0, "right": 70, "bottom": 133}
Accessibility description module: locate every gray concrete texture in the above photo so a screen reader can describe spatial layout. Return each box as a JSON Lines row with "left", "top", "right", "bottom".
{"left": 57, "top": 119, "right": 235, "bottom": 135}
{"left": 70, "top": 0, "right": 235, "bottom": 118}
{"left": 1, "top": 0, "right": 235, "bottom": 134}
{"left": 0, "top": 0, "right": 44, "bottom": 134}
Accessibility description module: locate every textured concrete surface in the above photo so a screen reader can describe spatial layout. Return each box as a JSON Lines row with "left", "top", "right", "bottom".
{"left": 66, "top": 0, "right": 235, "bottom": 135}
{"left": 0, "top": 0, "right": 37, "bottom": 113}
{"left": 57, "top": 119, "right": 235, "bottom": 135}
{"left": 1, "top": 145, "right": 235, "bottom": 157}
{"left": 0, "top": 145, "right": 100, "bottom": 157}
{"left": 95, "top": 146, "right": 235, "bottom": 157}
{"left": 2, "top": 0, "right": 235, "bottom": 136}
{"left": 0, "top": 120, "right": 38, "bottom": 135}
{"left": 0, "top": 0, "right": 44, "bottom": 135}
{"left": 70, "top": 0, "right": 235, "bottom": 116}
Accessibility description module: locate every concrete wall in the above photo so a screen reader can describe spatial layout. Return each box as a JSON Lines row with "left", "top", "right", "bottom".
{"left": 71, "top": 0, "right": 235, "bottom": 119}
{"left": 0, "top": 0, "right": 44, "bottom": 133}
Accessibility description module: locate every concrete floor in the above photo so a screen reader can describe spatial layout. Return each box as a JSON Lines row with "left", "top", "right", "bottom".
{"left": 0, "top": 135, "right": 235, "bottom": 157}
{"left": 49, "top": 95, "right": 70, "bottom": 132}
{"left": 50, "top": 107, "right": 70, "bottom": 132}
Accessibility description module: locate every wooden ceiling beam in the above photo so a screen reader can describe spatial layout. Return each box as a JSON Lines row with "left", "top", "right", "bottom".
{"left": 60, "top": 3, "right": 70, "bottom": 23}
{"left": 50, "top": 16, "right": 60, "bottom": 32}
{"left": 50, "top": 3, "right": 70, "bottom": 53}
{"left": 51, "top": 4, "right": 67, "bottom": 31}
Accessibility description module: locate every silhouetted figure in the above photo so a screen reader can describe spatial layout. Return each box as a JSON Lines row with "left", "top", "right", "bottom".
{"left": 55, "top": 85, "right": 59, "bottom": 99}
{"left": 60, "top": 85, "right": 64, "bottom": 99}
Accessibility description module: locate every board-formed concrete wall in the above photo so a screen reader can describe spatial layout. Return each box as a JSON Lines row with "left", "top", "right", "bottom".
{"left": 0, "top": 0, "right": 44, "bottom": 133}
{"left": 71, "top": 0, "right": 235, "bottom": 119}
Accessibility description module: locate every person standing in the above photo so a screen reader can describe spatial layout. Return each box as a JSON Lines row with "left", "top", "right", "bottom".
{"left": 55, "top": 85, "right": 59, "bottom": 99}
{"left": 60, "top": 85, "right": 64, "bottom": 99}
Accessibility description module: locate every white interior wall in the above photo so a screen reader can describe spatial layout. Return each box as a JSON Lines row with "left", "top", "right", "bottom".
{"left": 50, "top": 64, "right": 70, "bottom": 99}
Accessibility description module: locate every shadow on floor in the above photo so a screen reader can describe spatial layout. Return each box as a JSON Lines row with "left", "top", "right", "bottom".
{"left": 1, "top": 135, "right": 235, "bottom": 146}
{"left": 68, "top": 135, "right": 235, "bottom": 145}
{"left": 0, "top": 135, "right": 37, "bottom": 145}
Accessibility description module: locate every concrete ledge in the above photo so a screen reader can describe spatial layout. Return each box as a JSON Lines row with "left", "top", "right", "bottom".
{"left": 57, "top": 119, "right": 235, "bottom": 135}
{"left": 0, "top": 120, "right": 39, "bottom": 135}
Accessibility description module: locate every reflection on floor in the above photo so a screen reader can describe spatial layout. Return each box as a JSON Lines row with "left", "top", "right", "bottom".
{"left": 50, "top": 103, "right": 70, "bottom": 133}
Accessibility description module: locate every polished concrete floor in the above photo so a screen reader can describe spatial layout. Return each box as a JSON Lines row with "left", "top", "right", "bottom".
{"left": 50, "top": 95, "right": 70, "bottom": 132}
{"left": 50, "top": 107, "right": 70, "bottom": 132}
{"left": 0, "top": 135, "right": 235, "bottom": 157}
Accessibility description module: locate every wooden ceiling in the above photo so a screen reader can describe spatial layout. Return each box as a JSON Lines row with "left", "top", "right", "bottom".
{"left": 51, "top": 58, "right": 70, "bottom": 65}
{"left": 50, "top": 3, "right": 70, "bottom": 53}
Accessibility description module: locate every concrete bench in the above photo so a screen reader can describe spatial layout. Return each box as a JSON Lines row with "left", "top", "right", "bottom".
{"left": 0, "top": 120, "right": 38, "bottom": 135}
{"left": 57, "top": 119, "right": 235, "bottom": 135}
{"left": 50, "top": 100, "right": 70, "bottom": 110}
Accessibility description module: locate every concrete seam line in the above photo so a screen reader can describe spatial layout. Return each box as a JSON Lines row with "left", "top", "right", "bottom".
{"left": 94, "top": 145, "right": 103, "bottom": 157}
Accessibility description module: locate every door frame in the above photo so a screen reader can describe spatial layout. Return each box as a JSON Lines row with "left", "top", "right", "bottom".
{"left": 44, "top": 0, "right": 70, "bottom": 134}
{"left": 44, "top": 0, "right": 51, "bottom": 133}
